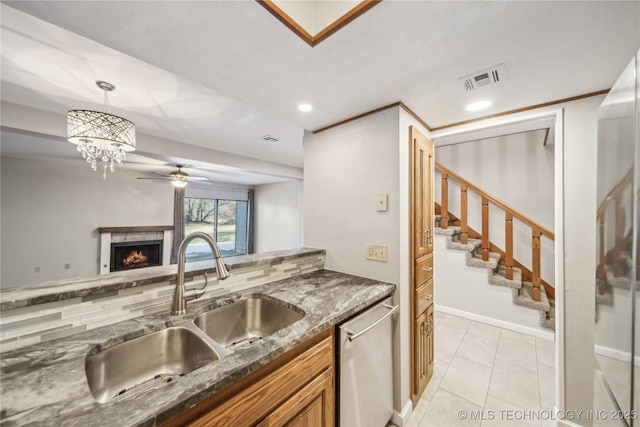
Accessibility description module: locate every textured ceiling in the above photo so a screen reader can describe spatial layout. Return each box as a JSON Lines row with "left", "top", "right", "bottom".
{"left": 1, "top": 1, "right": 639, "bottom": 180}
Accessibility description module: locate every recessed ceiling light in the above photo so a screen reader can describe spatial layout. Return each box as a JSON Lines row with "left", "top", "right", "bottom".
{"left": 298, "top": 103, "right": 313, "bottom": 112}
{"left": 466, "top": 100, "right": 492, "bottom": 111}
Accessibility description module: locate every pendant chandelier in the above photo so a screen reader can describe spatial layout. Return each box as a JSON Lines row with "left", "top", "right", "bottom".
{"left": 67, "top": 80, "right": 136, "bottom": 179}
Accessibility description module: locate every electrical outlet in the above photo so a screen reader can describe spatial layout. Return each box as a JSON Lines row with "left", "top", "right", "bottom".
{"left": 64, "top": 263, "right": 71, "bottom": 270}
{"left": 366, "top": 244, "right": 388, "bottom": 262}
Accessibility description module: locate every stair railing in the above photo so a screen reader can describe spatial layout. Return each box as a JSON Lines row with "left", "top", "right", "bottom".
{"left": 595, "top": 171, "right": 634, "bottom": 295}
{"left": 436, "top": 162, "right": 555, "bottom": 302}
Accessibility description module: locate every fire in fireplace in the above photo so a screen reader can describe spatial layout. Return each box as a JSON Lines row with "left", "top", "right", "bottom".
{"left": 110, "top": 240, "right": 163, "bottom": 272}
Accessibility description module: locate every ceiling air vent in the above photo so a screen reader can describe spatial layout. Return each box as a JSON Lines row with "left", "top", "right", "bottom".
{"left": 460, "top": 64, "right": 506, "bottom": 91}
{"left": 260, "top": 135, "right": 280, "bottom": 144}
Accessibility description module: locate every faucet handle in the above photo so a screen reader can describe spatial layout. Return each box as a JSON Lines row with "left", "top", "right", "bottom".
{"left": 184, "top": 272, "right": 209, "bottom": 302}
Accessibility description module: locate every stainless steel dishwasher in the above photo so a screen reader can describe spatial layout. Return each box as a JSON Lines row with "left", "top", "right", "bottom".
{"left": 338, "top": 297, "right": 398, "bottom": 427}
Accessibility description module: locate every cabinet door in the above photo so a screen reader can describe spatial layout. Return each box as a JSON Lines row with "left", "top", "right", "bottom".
{"left": 426, "top": 304, "right": 434, "bottom": 385}
{"left": 413, "top": 306, "right": 435, "bottom": 398}
{"left": 257, "top": 368, "right": 333, "bottom": 427}
{"left": 411, "top": 126, "right": 434, "bottom": 257}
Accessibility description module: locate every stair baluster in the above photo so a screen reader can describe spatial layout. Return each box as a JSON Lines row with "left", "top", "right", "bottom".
{"left": 441, "top": 172, "right": 449, "bottom": 229}
{"left": 460, "top": 184, "right": 468, "bottom": 244}
{"left": 481, "top": 197, "right": 489, "bottom": 262}
{"left": 532, "top": 229, "right": 542, "bottom": 301}
{"left": 505, "top": 213, "right": 514, "bottom": 280}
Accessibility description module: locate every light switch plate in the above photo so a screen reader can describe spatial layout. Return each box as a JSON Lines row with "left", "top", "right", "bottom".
{"left": 366, "top": 244, "right": 388, "bottom": 262}
{"left": 377, "top": 193, "right": 388, "bottom": 212}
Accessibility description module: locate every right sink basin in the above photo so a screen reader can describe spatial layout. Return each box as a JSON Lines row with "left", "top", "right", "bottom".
{"left": 194, "top": 296, "right": 304, "bottom": 349}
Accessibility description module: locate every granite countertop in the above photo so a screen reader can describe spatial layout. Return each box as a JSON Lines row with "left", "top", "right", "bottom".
{"left": 0, "top": 248, "right": 325, "bottom": 310}
{"left": 0, "top": 270, "right": 395, "bottom": 427}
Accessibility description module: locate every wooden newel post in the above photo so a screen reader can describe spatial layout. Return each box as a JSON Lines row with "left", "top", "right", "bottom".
{"left": 532, "top": 229, "right": 541, "bottom": 302}
{"left": 505, "top": 212, "right": 513, "bottom": 280}
{"left": 441, "top": 172, "right": 449, "bottom": 229}
{"left": 481, "top": 197, "right": 489, "bottom": 261}
{"left": 460, "top": 184, "right": 468, "bottom": 244}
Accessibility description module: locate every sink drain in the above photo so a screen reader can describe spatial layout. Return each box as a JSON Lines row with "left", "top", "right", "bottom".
{"left": 228, "top": 335, "right": 263, "bottom": 349}
{"left": 108, "top": 372, "right": 184, "bottom": 403}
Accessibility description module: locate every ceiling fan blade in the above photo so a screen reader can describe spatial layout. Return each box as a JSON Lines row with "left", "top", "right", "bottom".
{"left": 136, "top": 177, "right": 172, "bottom": 180}
{"left": 152, "top": 171, "right": 172, "bottom": 178}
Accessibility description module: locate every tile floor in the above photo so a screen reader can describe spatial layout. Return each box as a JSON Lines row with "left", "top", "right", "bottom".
{"left": 406, "top": 310, "right": 557, "bottom": 427}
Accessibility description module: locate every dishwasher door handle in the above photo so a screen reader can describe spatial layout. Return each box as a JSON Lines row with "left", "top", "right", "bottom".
{"left": 346, "top": 304, "right": 399, "bottom": 342}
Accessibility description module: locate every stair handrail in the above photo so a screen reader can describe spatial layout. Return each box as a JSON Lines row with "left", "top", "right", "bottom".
{"left": 435, "top": 162, "right": 554, "bottom": 302}
{"left": 595, "top": 170, "right": 634, "bottom": 293}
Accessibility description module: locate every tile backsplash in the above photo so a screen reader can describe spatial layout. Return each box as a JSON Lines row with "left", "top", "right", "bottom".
{"left": 0, "top": 253, "right": 325, "bottom": 353}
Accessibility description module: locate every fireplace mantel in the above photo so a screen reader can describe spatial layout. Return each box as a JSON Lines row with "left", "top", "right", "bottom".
{"left": 98, "top": 225, "right": 173, "bottom": 233}
{"left": 99, "top": 226, "right": 174, "bottom": 275}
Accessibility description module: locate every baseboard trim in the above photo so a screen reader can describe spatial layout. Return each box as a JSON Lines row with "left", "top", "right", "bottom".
{"left": 435, "top": 304, "right": 555, "bottom": 341}
{"left": 595, "top": 344, "right": 640, "bottom": 367}
{"left": 392, "top": 400, "right": 413, "bottom": 426}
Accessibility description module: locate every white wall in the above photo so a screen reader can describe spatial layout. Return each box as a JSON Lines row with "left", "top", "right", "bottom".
{"left": 304, "top": 106, "right": 407, "bottom": 414}
{"left": 304, "top": 106, "right": 431, "bottom": 421}
{"left": 560, "top": 95, "right": 603, "bottom": 415}
{"left": 1, "top": 156, "right": 174, "bottom": 287}
{"left": 254, "top": 180, "right": 302, "bottom": 252}
{"left": 304, "top": 107, "right": 400, "bottom": 284}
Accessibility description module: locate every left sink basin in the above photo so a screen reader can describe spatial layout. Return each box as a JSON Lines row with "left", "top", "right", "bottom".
{"left": 86, "top": 326, "right": 220, "bottom": 404}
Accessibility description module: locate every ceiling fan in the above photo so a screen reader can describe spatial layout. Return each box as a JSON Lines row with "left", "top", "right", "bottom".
{"left": 137, "top": 164, "right": 212, "bottom": 188}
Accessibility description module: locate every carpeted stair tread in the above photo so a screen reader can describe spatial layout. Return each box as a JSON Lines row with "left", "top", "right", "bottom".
{"left": 468, "top": 251, "right": 501, "bottom": 269}
{"left": 540, "top": 301, "right": 555, "bottom": 330}
{"left": 435, "top": 226, "right": 459, "bottom": 237}
{"left": 436, "top": 224, "right": 555, "bottom": 331}
{"left": 513, "top": 281, "right": 550, "bottom": 312}
{"left": 489, "top": 266, "right": 522, "bottom": 289}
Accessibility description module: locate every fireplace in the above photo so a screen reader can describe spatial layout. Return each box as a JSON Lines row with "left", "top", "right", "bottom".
{"left": 110, "top": 240, "right": 163, "bottom": 272}
{"left": 98, "top": 226, "right": 173, "bottom": 275}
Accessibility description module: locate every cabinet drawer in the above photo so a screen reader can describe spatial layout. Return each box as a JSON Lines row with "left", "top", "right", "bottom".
{"left": 415, "top": 253, "right": 434, "bottom": 286}
{"left": 415, "top": 280, "right": 434, "bottom": 316}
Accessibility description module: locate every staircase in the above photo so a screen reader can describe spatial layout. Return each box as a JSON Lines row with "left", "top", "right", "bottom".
{"left": 435, "top": 161, "right": 556, "bottom": 331}
{"left": 435, "top": 215, "right": 554, "bottom": 330}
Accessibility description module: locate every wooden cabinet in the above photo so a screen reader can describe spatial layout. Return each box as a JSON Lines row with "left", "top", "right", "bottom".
{"left": 413, "top": 304, "right": 434, "bottom": 396}
{"left": 163, "top": 329, "right": 334, "bottom": 427}
{"left": 412, "top": 128, "right": 435, "bottom": 257}
{"left": 257, "top": 369, "right": 333, "bottom": 427}
{"left": 409, "top": 126, "right": 435, "bottom": 406}
{"left": 415, "top": 253, "right": 434, "bottom": 286}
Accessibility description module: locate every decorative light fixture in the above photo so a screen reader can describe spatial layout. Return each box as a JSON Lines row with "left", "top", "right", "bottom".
{"left": 67, "top": 80, "right": 136, "bottom": 179}
{"left": 170, "top": 168, "right": 189, "bottom": 188}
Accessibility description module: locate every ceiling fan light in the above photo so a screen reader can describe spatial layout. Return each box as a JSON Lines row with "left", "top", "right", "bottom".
{"left": 171, "top": 179, "right": 188, "bottom": 188}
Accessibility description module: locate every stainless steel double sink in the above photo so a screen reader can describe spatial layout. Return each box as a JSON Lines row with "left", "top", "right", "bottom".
{"left": 85, "top": 295, "right": 304, "bottom": 404}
